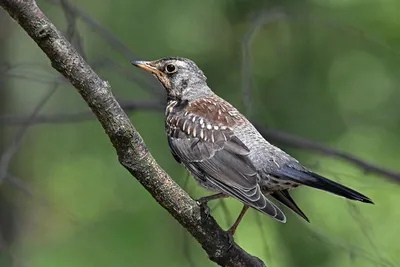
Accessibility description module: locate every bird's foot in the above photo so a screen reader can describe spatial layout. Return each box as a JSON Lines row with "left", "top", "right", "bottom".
{"left": 196, "top": 193, "right": 228, "bottom": 218}
{"left": 225, "top": 229, "right": 235, "bottom": 250}
{"left": 196, "top": 200, "right": 211, "bottom": 218}
{"left": 196, "top": 197, "right": 210, "bottom": 205}
{"left": 196, "top": 193, "right": 227, "bottom": 204}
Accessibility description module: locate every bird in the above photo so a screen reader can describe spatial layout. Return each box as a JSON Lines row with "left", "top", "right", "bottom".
{"left": 132, "top": 57, "right": 373, "bottom": 233}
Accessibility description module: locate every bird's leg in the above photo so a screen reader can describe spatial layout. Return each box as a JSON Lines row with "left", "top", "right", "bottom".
{"left": 227, "top": 205, "right": 249, "bottom": 235}
{"left": 196, "top": 193, "right": 228, "bottom": 204}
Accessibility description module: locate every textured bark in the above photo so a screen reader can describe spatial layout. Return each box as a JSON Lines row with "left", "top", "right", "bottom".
{"left": 0, "top": 0, "right": 266, "bottom": 266}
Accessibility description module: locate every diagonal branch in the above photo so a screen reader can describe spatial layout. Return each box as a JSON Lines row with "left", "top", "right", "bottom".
{"left": 0, "top": 0, "right": 266, "bottom": 266}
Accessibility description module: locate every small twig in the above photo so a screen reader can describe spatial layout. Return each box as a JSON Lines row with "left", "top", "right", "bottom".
{"left": 96, "top": 58, "right": 164, "bottom": 97}
{"left": 45, "top": 0, "right": 166, "bottom": 98}
{"left": 255, "top": 124, "right": 400, "bottom": 184}
{"left": 59, "top": 0, "right": 87, "bottom": 60}
{"left": 241, "top": 8, "right": 287, "bottom": 117}
{"left": 309, "top": 228, "right": 395, "bottom": 267}
{"left": 45, "top": 0, "right": 138, "bottom": 60}
{"left": 333, "top": 174, "right": 394, "bottom": 267}
{"left": 5, "top": 173, "right": 36, "bottom": 197}
{"left": 5, "top": 172, "right": 81, "bottom": 225}
{"left": 0, "top": 83, "right": 58, "bottom": 185}
{"left": 0, "top": 231, "right": 27, "bottom": 267}
{"left": 0, "top": 100, "right": 164, "bottom": 125}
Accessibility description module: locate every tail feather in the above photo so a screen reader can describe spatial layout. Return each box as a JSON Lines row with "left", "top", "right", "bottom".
{"left": 273, "top": 165, "right": 374, "bottom": 204}
{"left": 206, "top": 176, "right": 287, "bottom": 222}
{"left": 271, "top": 190, "right": 310, "bottom": 222}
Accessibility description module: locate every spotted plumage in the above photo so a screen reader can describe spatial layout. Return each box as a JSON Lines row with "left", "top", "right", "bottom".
{"left": 166, "top": 97, "right": 245, "bottom": 145}
{"left": 132, "top": 57, "right": 373, "bottom": 229}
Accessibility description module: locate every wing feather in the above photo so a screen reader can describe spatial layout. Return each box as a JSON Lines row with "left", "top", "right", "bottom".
{"left": 166, "top": 98, "right": 286, "bottom": 222}
{"left": 167, "top": 121, "right": 285, "bottom": 222}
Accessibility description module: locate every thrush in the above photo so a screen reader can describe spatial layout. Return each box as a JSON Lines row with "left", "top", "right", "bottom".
{"left": 132, "top": 57, "right": 373, "bottom": 233}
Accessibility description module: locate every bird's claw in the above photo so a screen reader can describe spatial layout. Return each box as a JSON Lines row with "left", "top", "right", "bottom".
{"left": 196, "top": 196, "right": 211, "bottom": 205}
{"left": 196, "top": 199, "right": 211, "bottom": 218}
{"left": 225, "top": 229, "right": 235, "bottom": 250}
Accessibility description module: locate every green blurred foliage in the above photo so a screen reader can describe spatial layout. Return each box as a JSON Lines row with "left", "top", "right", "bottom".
{"left": 2, "top": 0, "right": 400, "bottom": 266}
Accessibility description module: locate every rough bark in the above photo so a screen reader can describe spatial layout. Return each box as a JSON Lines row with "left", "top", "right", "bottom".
{"left": 0, "top": 0, "right": 266, "bottom": 266}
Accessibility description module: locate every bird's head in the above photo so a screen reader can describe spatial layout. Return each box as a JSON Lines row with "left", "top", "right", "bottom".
{"left": 132, "top": 57, "right": 212, "bottom": 101}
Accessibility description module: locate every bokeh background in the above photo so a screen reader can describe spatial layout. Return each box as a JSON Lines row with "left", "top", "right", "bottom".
{"left": 1, "top": 0, "right": 400, "bottom": 266}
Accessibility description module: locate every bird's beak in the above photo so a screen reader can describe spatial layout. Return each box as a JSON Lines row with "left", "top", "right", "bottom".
{"left": 131, "top": 60, "right": 161, "bottom": 75}
{"left": 131, "top": 59, "right": 171, "bottom": 89}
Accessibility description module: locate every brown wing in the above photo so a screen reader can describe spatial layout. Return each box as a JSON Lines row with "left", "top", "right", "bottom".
{"left": 166, "top": 98, "right": 286, "bottom": 222}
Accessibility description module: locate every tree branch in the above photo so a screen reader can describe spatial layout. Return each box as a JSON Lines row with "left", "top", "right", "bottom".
{"left": 0, "top": 0, "right": 266, "bottom": 266}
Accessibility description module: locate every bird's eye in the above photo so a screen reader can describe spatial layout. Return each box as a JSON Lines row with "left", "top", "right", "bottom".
{"left": 165, "top": 63, "right": 177, "bottom": 74}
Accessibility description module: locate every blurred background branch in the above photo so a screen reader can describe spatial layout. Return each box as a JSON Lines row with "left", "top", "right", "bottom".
{"left": 2, "top": 102, "right": 399, "bottom": 184}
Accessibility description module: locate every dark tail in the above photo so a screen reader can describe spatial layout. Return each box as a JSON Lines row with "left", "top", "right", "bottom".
{"left": 273, "top": 165, "right": 374, "bottom": 204}
{"left": 271, "top": 190, "right": 310, "bottom": 222}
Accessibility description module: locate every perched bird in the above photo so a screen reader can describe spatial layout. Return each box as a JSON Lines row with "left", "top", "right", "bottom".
{"left": 132, "top": 57, "right": 373, "bottom": 233}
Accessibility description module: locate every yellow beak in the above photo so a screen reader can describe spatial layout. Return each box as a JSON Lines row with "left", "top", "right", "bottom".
{"left": 131, "top": 60, "right": 162, "bottom": 75}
